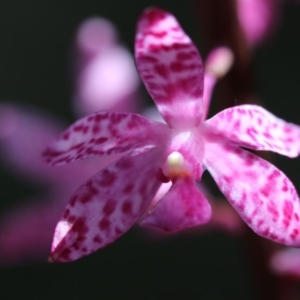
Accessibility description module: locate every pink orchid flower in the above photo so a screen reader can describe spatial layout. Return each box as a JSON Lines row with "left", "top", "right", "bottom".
{"left": 73, "top": 17, "right": 140, "bottom": 116}
{"left": 237, "top": 0, "right": 300, "bottom": 47}
{"left": 237, "top": 0, "right": 280, "bottom": 47}
{"left": 0, "top": 15, "right": 234, "bottom": 267}
{"left": 44, "top": 7, "right": 300, "bottom": 263}
{"left": 0, "top": 17, "right": 139, "bottom": 266}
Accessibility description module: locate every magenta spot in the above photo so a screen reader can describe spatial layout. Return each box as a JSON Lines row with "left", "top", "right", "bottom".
{"left": 92, "top": 125, "right": 100, "bottom": 134}
{"left": 223, "top": 175, "right": 232, "bottom": 184}
{"left": 98, "top": 169, "right": 116, "bottom": 187}
{"left": 284, "top": 126, "right": 292, "bottom": 133}
{"left": 283, "top": 200, "right": 293, "bottom": 220}
{"left": 173, "top": 43, "right": 190, "bottom": 50}
{"left": 95, "top": 114, "right": 102, "bottom": 122}
{"left": 93, "top": 235, "right": 103, "bottom": 244}
{"left": 246, "top": 128, "right": 258, "bottom": 141}
{"left": 86, "top": 181, "right": 98, "bottom": 196}
{"left": 72, "top": 142, "right": 85, "bottom": 150}
{"left": 115, "top": 227, "right": 123, "bottom": 235}
{"left": 80, "top": 193, "right": 92, "bottom": 204}
{"left": 139, "top": 55, "right": 158, "bottom": 63}
{"left": 111, "top": 113, "right": 126, "bottom": 124}
{"left": 290, "top": 228, "right": 299, "bottom": 240}
{"left": 77, "top": 235, "right": 85, "bottom": 242}
{"left": 81, "top": 247, "right": 88, "bottom": 253}
{"left": 233, "top": 120, "right": 241, "bottom": 130}
{"left": 123, "top": 184, "right": 134, "bottom": 194}
{"left": 127, "top": 115, "right": 141, "bottom": 130}
{"left": 263, "top": 132, "right": 272, "bottom": 139}
{"left": 116, "top": 158, "right": 133, "bottom": 169}
{"left": 73, "top": 217, "right": 88, "bottom": 234}
{"left": 262, "top": 228, "right": 270, "bottom": 237}
{"left": 176, "top": 50, "right": 197, "bottom": 60}
{"left": 74, "top": 124, "right": 83, "bottom": 132}
{"left": 149, "top": 30, "right": 167, "bottom": 38}
{"left": 95, "top": 137, "right": 108, "bottom": 144}
{"left": 99, "top": 218, "right": 111, "bottom": 231}
{"left": 72, "top": 242, "right": 80, "bottom": 251}
{"left": 55, "top": 156, "right": 71, "bottom": 164}
{"left": 122, "top": 201, "right": 133, "bottom": 215}
{"left": 257, "top": 219, "right": 264, "bottom": 227}
{"left": 295, "top": 213, "right": 299, "bottom": 221}
{"left": 267, "top": 202, "right": 279, "bottom": 222}
{"left": 87, "top": 115, "right": 94, "bottom": 122}
{"left": 285, "top": 137, "right": 294, "bottom": 143}
{"left": 244, "top": 157, "right": 254, "bottom": 167}
{"left": 170, "top": 61, "right": 184, "bottom": 73}
{"left": 236, "top": 202, "right": 245, "bottom": 211}
{"left": 103, "top": 200, "right": 117, "bottom": 216}
{"left": 155, "top": 64, "right": 169, "bottom": 78}
{"left": 63, "top": 132, "right": 70, "bottom": 140}
{"left": 260, "top": 186, "right": 270, "bottom": 197}
{"left": 283, "top": 219, "right": 290, "bottom": 228}
{"left": 144, "top": 9, "right": 167, "bottom": 27}
{"left": 143, "top": 74, "right": 155, "bottom": 80}
{"left": 177, "top": 77, "right": 202, "bottom": 98}
{"left": 60, "top": 248, "right": 71, "bottom": 260}
{"left": 86, "top": 147, "right": 94, "bottom": 155}
{"left": 267, "top": 170, "right": 281, "bottom": 181}
{"left": 69, "top": 195, "right": 77, "bottom": 207}
{"left": 269, "top": 233, "right": 279, "bottom": 241}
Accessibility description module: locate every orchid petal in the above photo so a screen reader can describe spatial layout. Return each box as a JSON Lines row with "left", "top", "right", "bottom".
{"left": 140, "top": 177, "right": 211, "bottom": 232}
{"left": 43, "top": 111, "right": 168, "bottom": 165}
{"left": 205, "top": 105, "right": 300, "bottom": 158}
{"left": 135, "top": 7, "right": 204, "bottom": 128}
{"left": 204, "top": 143, "right": 300, "bottom": 246}
{"left": 237, "top": 0, "right": 279, "bottom": 47}
{"left": 50, "top": 146, "right": 163, "bottom": 262}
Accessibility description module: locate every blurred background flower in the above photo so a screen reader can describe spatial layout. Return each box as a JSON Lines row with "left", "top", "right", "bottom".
{"left": 0, "top": 16, "right": 140, "bottom": 266}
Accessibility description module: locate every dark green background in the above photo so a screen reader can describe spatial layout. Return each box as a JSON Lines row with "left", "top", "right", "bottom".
{"left": 0, "top": 1, "right": 300, "bottom": 299}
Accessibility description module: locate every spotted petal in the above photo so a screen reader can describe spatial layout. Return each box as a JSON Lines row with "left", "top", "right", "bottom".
{"left": 43, "top": 111, "right": 168, "bottom": 165}
{"left": 140, "top": 177, "right": 211, "bottom": 232}
{"left": 50, "top": 146, "right": 163, "bottom": 262}
{"left": 135, "top": 7, "right": 204, "bottom": 128}
{"left": 204, "top": 143, "right": 300, "bottom": 246}
{"left": 204, "top": 105, "right": 300, "bottom": 158}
